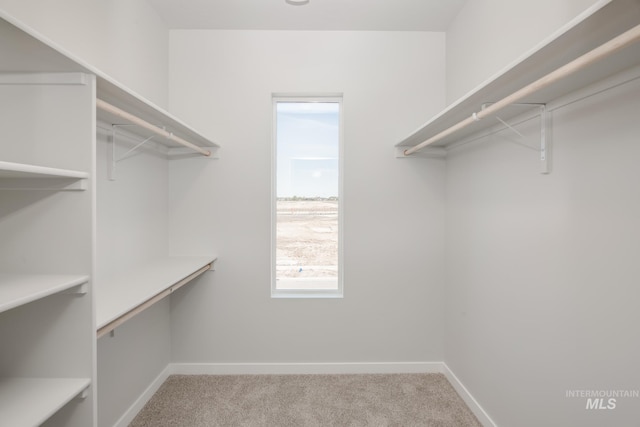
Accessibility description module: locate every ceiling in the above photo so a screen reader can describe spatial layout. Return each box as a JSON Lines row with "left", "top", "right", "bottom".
{"left": 146, "top": 0, "right": 467, "bottom": 31}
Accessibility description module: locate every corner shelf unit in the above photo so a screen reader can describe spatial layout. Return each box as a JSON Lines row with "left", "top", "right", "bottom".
{"left": 396, "top": 0, "right": 640, "bottom": 154}
{"left": 0, "top": 7, "right": 220, "bottom": 427}
{"left": 0, "top": 378, "right": 91, "bottom": 427}
{"left": 96, "top": 256, "right": 217, "bottom": 338}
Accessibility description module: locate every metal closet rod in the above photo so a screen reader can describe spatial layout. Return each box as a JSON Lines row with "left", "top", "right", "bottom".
{"left": 96, "top": 98, "right": 211, "bottom": 157}
{"left": 404, "top": 23, "right": 640, "bottom": 156}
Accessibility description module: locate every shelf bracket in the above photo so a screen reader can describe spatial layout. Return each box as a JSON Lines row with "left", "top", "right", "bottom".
{"left": 115, "top": 135, "right": 155, "bottom": 163}
{"left": 61, "top": 282, "right": 88, "bottom": 295}
{"left": 482, "top": 103, "right": 550, "bottom": 174}
{"left": 539, "top": 104, "right": 550, "bottom": 174}
{"left": 108, "top": 124, "right": 157, "bottom": 181}
{"left": 75, "top": 384, "right": 90, "bottom": 400}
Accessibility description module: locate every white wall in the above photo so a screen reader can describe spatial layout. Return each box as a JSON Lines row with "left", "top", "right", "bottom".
{"left": 445, "top": 0, "right": 600, "bottom": 104}
{"left": 0, "top": 0, "right": 169, "bottom": 107}
{"left": 167, "top": 30, "right": 447, "bottom": 366}
{"left": 444, "top": 2, "right": 640, "bottom": 425}
{"left": 97, "top": 301, "right": 171, "bottom": 427}
{"left": 444, "top": 59, "right": 640, "bottom": 427}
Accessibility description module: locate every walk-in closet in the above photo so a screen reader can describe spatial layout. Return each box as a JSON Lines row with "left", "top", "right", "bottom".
{"left": 1, "top": 0, "right": 639, "bottom": 426}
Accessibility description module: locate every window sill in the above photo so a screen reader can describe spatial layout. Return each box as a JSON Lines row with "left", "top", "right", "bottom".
{"left": 272, "top": 277, "right": 342, "bottom": 299}
{"left": 271, "top": 290, "right": 344, "bottom": 299}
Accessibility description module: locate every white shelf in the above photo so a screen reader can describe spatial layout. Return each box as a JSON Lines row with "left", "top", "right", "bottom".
{"left": 96, "top": 256, "right": 216, "bottom": 334}
{"left": 0, "top": 274, "right": 89, "bottom": 314}
{"left": 0, "top": 12, "right": 219, "bottom": 152}
{"left": 96, "top": 79, "right": 219, "bottom": 152}
{"left": 0, "top": 161, "right": 88, "bottom": 179}
{"left": 0, "top": 161, "right": 89, "bottom": 190}
{"left": 0, "top": 377, "right": 90, "bottom": 427}
{"left": 396, "top": 0, "right": 640, "bottom": 150}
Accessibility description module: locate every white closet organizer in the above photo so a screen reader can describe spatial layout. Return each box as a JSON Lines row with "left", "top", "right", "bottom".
{"left": 0, "top": 275, "right": 91, "bottom": 427}
{"left": 396, "top": 0, "right": 640, "bottom": 163}
{"left": 94, "top": 79, "right": 219, "bottom": 340}
{"left": 0, "top": 62, "right": 95, "bottom": 427}
{"left": 0, "top": 10, "right": 219, "bottom": 427}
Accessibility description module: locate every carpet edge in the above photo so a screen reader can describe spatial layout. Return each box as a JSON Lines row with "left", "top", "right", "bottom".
{"left": 443, "top": 363, "right": 498, "bottom": 427}
{"left": 169, "top": 361, "right": 444, "bottom": 375}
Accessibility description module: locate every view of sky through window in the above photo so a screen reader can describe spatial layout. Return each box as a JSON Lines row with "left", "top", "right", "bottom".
{"left": 276, "top": 102, "right": 339, "bottom": 199}
{"left": 274, "top": 100, "right": 341, "bottom": 295}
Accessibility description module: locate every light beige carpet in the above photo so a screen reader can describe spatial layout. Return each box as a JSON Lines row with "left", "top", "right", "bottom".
{"left": 129, "top": 373, "right": 482, "bottom": 427}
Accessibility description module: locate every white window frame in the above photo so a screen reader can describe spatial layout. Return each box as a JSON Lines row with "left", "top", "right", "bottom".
{"left": 271, "top": 93, "right": 344, "bottom": 298}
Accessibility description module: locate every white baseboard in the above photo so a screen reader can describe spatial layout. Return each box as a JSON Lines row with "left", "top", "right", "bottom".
{"left": 443, "top": 363, "right": 497, "bottom": 427}
{"left": 169, "top": 361, "right": 444, "bottom": 375}
{"left": 112, "top": 364, "right": 173, "bottom": 427}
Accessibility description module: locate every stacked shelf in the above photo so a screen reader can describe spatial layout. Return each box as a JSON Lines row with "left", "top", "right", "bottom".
{"left": 0, "top": 161, "right": 88, "bottom": 180}
{"left": 0, "top": 161, "right": 88, "bottom": 190}
{"left": 0, "top": 378, "right": 91, "bottom": 427}
{"left": 0, "top": 274, "right": 88, "bottom": 314}
{"left": 0, "top": 273, "right": 93, "bottom": 427}
{"left": 1, "top": 13, "right": 97, "bottom": 425}
{"left": 0, "top": 275, "right": 91, "bottom": 426}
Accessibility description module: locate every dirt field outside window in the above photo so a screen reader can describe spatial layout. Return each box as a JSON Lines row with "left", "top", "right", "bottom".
{"left": 276, "top": 199, "right": 338, "bottom": 279}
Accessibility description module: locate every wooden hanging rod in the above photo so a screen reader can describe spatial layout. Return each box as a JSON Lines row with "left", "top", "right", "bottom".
{"left": 96, "top": 98, "right": 211, "bottom": 157}
{"left": 404, "top": 22, "right": 640, "bottom": 156}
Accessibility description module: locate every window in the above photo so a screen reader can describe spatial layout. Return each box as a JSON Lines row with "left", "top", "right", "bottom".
{"left": 272, "top": 95, "right": 343, "bottom": 298}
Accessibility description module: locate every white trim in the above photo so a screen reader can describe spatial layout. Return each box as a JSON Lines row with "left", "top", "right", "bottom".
{"left": 271, "top": 94, "right": 344, "bottom": 298}
{"left": 443, "top": 363, "right": 498, "bottom": 427}
{"left": 272, "top": 92, "right": 344, "bottom": 99}
{"left": 112, "top": 365, "right": 173, "bottom": 427}
{"left": 169, "top": 362, "right": 444, "bottom": 375}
